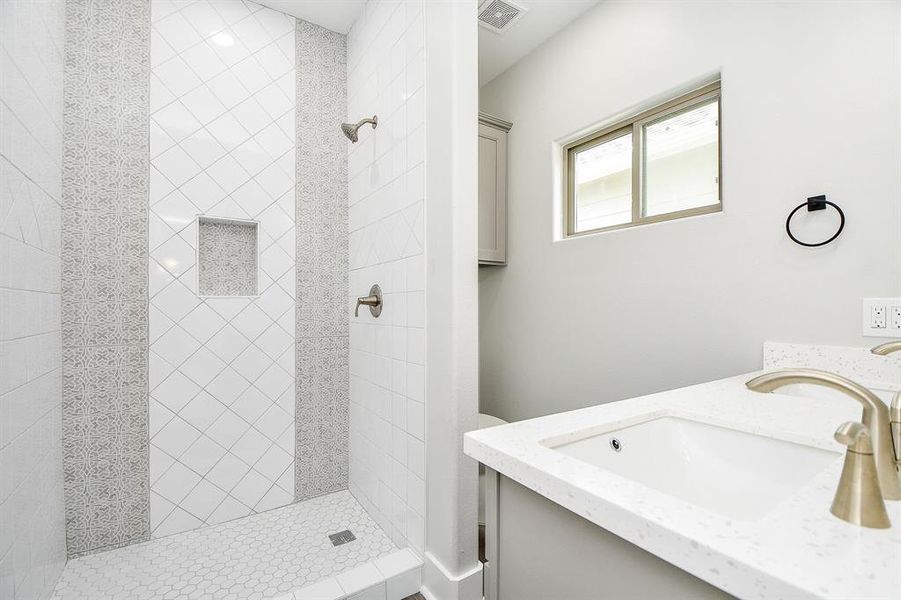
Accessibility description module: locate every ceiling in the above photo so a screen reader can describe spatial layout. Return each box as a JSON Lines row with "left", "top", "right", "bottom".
{"left": 479, "top": 0, "right": 599, "bottom": 87}
{"left": 254, "top": 0, "right": 364, "bottom": 34}
{"left": 253, "top": 0, "right": 599, "bottom": 83}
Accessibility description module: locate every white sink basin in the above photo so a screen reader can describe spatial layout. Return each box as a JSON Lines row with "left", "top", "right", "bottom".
{"left": 548, "top": 417, "right": 840, "bottom": 521}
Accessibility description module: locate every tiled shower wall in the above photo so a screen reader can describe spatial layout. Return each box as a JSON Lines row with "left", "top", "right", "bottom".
{"left": 346, "top": 0, "right": 427, "bottom": 552}
{"left": 148, "top": 0, "right": 297, "bottom": 537}
{"left": 294, "top": 20, "right": 350, "bottom": 501}
{"left": 61, "top": 0, "right": 151, "bottom": 557}
{"left": 56, "top": 0, "right": 350, "bottom": 553}
{"left": 0, "top": 0, "right": 67, "bottom": 595}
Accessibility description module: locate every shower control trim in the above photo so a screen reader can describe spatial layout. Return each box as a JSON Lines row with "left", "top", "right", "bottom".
{"left": 355, "top": 284, "right": 382, "bottom": 318}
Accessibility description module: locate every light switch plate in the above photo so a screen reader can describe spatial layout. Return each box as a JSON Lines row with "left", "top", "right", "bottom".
{"left": 862, "top": 297, "right": 901, "bottom": 338}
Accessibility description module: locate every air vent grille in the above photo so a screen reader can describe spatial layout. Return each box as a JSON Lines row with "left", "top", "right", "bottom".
{"left": 478, "top": 0, "right": 527, "bottom": 34}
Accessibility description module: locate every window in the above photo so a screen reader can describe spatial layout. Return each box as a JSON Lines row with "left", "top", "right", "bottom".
{"left": 563, "top": 82, "right": 721, "bottom": 237}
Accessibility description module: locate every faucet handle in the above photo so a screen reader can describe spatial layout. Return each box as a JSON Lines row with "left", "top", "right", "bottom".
{"left": 354, "top": 284, "right": 382, "bottom": 318}
{"left": 833, "top": 421, "right": 873, "bottom": 454}
{"left": 891, "top": 392, "right": 901, "bottom": 462}
{"left": 830, "top": 421, "right": 891, "bottom": 529}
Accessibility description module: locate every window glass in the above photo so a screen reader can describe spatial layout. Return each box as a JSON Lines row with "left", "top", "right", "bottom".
{"left": 573, "top": 131, "right": 632, "bottom": 233}
{"left": 563, "top": 82, "right": 721, "bottom": 237}
{"left": 643, "top": 99, "right": 719, "bottom": 217}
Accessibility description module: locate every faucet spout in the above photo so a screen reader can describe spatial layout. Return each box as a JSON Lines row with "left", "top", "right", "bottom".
{"left": 871, "top": 340, "right": 901, "bottom": 356}
{"left": 745, "top": 368, "right": 901, "bottom": 501}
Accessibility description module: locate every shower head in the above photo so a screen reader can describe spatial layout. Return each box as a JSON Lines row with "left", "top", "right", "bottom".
{"left": 341, "top": 115, "right": 378, "bottom": 143}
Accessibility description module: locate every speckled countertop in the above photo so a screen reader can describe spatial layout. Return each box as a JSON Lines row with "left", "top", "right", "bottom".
{"left": 465, "top": 351, "right": 901, "bottom": 600}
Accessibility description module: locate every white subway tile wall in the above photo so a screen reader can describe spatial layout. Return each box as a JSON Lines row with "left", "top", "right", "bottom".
{"left": 0, "top": 0, "right": 67, "bottom": 596}
{"left": 148, "top": 0, "right": 297, "bottom": 537}
{"left": 346, "top": 0, "right": 427, "bottom": 552}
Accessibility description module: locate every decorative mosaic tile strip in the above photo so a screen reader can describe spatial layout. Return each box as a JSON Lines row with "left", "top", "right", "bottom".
{"left": 62, "top": 0, "right": 151, "bottom": 557}
{"left": 296, "top": 337, "right": 350, "bottom": 499}
{"left": 295, "top": 18, "right": 350, "bottom": 501}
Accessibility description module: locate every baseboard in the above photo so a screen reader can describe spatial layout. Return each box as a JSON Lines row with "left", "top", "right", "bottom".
{"left": 420, "top": 552, "right": 482, "bottom": 600}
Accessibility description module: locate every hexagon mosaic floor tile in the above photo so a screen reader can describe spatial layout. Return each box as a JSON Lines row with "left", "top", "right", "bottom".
{"left": 51, "top": 491, "right": 396, "bottom": 600}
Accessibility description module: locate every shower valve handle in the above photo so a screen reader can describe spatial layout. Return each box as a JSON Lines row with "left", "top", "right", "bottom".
{"left": 354, "top": 285, "right": 382, "bottom": 318}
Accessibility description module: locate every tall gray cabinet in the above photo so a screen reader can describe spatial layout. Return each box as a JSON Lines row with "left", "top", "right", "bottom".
{"left": 478, "top": 113, "right": 512, "bottom": 265}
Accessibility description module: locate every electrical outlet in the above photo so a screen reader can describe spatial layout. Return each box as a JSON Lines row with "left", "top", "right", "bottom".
{"left": 862, "top": 297, "right": 901, "bottom": 337}
{"left": 892, "top": 306, "right": 901, "bottom": 329}
{"left": 872, "top": 305, "right": 887, "bottom": 328}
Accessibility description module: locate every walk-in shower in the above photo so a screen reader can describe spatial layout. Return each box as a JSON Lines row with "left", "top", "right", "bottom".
{"left": 0, "top": 0, "right": 426, "bottom": 598}
{"left": 341, "top": 115, "right": 378, "bottom": 143}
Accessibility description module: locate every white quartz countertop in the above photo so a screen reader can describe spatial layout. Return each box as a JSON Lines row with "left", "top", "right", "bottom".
{"left": 464, "top": 373, "right": 901, "bottom": 600}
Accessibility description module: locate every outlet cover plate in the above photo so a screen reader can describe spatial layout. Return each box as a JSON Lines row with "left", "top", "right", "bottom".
{"left": 862, "top": 297, "right": 901, "bottom": 338}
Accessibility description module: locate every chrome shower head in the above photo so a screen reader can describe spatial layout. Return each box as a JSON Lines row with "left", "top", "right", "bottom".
{"left": 341, "top": 115, "right": 378, "bottom": 143}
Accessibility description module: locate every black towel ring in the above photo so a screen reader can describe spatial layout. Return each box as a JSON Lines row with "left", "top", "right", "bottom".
{"left": 785, "top": 195, "right": 845, "bottom": 247}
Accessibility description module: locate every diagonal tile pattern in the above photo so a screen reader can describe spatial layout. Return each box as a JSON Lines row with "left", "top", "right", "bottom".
{"left": 148, "top": 0, "right": 297, "bottom": 538}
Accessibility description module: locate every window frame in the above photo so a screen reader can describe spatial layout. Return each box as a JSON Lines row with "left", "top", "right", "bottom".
{"left": 562, "top": 82, "right": 722, "bottom": 238}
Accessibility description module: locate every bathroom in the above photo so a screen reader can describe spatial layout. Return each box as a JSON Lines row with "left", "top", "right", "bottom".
{"left": 1, "top": 0, "right": 898, "bottom": 599}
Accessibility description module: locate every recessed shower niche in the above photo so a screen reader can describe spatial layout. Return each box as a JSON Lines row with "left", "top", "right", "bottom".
{"left": 197, "top": 216, "right": 260, "bottom": 298}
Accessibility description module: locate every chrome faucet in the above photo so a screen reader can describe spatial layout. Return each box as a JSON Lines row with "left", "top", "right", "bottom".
{"left": 745, "top": 369, "right": 901, "bottom": 501}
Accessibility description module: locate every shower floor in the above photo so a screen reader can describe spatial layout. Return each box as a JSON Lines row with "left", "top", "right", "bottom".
{"left": 51, "top": 491, "right": 395, "bottom": 600}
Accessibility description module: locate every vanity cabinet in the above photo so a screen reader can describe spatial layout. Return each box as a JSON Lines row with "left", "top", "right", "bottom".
{"left": 483, "top": 469, "right": 732, "bottom": 600}
{"left": 478, "top": 113, "right": 511, "bottom": 265}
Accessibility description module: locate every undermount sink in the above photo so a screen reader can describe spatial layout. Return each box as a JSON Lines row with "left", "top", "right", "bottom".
{"left": 547, "top": 416, "right": 840, "bottom": 521}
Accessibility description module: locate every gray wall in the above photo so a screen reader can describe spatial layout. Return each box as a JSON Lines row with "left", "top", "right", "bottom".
{"left": 0, "top": 0, "right": 67, "bottom": 597}
{"left": 62, "top": 0, "right": 151, "bottom": 557}
{"left": 294, "top": 19, "right": 349, "bottom": 500}
{"left": 479, "top": 0, "right": 901, "bottom": 422}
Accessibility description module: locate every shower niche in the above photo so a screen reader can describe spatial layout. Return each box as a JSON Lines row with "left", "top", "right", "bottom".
{"left": 197, "top": 215, "right": 260, "bottom": 298}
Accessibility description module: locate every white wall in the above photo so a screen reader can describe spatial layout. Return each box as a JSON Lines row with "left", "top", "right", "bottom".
{"left": 422, "top": 1, "right": 481, "bottom": 598}
{"left": 479, "top": 0, "right": 901, "bottom": 422}
{"left": 0, "top": 0, "right": 67, "bottom": 596}
{"left": 346, "top": 0, "right": 428, "bottom": 554}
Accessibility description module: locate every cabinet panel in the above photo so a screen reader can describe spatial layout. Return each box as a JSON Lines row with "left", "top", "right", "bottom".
{"left": 479, "top": 135, "right": 499, "bottom": 252}
{"left": 478, "top": 118, "right": 509, "bottom": 265}
{"left": 485, "top": 472, "right": 732, "bottom": 600}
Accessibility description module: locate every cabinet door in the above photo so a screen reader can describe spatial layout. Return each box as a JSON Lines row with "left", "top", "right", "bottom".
{"left": 478, "top": 123, "right": 507, "bottom": 265}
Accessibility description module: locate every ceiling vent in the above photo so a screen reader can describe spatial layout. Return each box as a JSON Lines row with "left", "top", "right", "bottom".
{"left": 477, "top": 0, "right": 528, "bottom": 34}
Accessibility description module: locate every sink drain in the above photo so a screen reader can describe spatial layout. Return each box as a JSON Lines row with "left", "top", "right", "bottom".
{"left": 609, "top": 437, "right": 622, "bottom": 452}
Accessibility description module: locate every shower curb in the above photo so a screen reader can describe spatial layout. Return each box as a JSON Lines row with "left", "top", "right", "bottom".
{"left": 272, "top": 548, "right": 423, "bottom": 600}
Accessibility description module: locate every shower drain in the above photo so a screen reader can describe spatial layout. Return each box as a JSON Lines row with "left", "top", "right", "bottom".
{"left": 328, "top": 530, "right": 356, "bottom": 546}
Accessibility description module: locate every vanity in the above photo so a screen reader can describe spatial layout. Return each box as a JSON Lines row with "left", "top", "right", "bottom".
{"left": 465, "top": 343, "right": 901, "bottom": 600}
